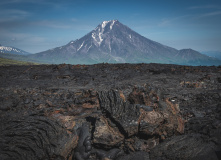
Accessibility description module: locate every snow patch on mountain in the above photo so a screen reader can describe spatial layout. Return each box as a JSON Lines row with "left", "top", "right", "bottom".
{"left": 87, "top": 45, "right": 92, "bottom": 52}
{"left": 102, "top": 21, "right": 109, "bottom": 29}
{"left": 110, "top": 20, "right": 116, "bottom": 30}
{"left": 77, "top": 41, "right": 85, "bottom": 51}
{"left": 98, "top": 33, "right": 103, "bottom": 45}
{"left": 0, "top": 46, "right": 20, "bottom": 53}
{"left": 109, "top": 42, "right": 111, "bottom": 52}
{"left": 92, "top": 33, "right": 96, "bottom": 41}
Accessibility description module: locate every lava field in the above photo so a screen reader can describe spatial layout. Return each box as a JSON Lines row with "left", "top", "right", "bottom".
{"left": 0, "top": 63, "right": 220, "bottom": 160}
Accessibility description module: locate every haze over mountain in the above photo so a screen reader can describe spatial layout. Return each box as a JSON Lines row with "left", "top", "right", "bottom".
{"left": 29, "top": 20, "right": 220, "bottom": 66}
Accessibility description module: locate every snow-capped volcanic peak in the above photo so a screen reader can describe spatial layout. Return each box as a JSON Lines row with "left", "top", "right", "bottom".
{"left": 96, "top": 20, "right": 118, "bottom": 31}
{"left": 32, "top": 20, "right": 221, "bottom": 66}
{"left": 92, "top": 20, "right": 118, "bottom": 46}
{"left": 101, "top": 20, "right": 118, "bottom": 29}
{"left": 110, "top": 20, "right": 116, "bottom": 30}
{"left": 0, "top": 45, "right": 30, "bottom": 55}
{"left": 0, "top": 46, "right": 20, "bottom": 53}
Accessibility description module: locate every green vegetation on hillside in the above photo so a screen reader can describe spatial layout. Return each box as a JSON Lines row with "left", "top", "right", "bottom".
{"left": 0, "top": 52, "right": 42, "bottom": 63}
{"left": 0, "top": 57, "right": 39, "bottom": 66}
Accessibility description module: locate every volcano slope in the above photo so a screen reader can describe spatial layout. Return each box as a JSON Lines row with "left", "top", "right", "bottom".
{"left": 0, "top": 63, "right": 220, "bottom": 160}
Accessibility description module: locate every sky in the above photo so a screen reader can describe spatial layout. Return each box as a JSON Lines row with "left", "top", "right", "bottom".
{"left": 0, "top": 0, "right": 221, "bottom": 53}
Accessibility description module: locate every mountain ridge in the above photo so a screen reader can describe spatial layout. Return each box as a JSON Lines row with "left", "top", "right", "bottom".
{"left": 201, "top": 51, "right": 221, "bottom": 60}
{"left": 29, "top": 20, "right": 221, "bottom": 66}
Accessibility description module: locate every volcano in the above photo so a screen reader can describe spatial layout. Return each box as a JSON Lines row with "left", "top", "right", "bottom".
{"left": 29, "top": 20, "right": 221, "bottom": 66}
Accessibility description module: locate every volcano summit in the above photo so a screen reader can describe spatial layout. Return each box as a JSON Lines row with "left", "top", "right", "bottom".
{"left": 29, "top": 20, "right": 221, "bottom": 66}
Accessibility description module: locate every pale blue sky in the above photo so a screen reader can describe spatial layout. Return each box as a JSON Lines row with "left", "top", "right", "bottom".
{"left": 0, "top": 0, "right": 221, "bottom": 53}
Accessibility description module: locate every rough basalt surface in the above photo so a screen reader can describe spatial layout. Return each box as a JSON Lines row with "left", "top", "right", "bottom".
{"left": 0, "top": 63, "right": 220, "bottom": 160}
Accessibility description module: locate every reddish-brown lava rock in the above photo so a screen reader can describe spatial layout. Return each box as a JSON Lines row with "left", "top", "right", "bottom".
{"left": 93, "top": 116, "right": 124, "bottom": 147}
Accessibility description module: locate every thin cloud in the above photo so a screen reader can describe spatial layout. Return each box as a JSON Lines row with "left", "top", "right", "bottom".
{"left": 71, "top": 18, "right": 78, "bottom": 22}
{"left": 190, "top": 11, "right": 221, "bottom": 20}
{"left": 0, "top": 30, "right": 32, "bottom": 42}
{"left": 0, "top": 0, "right": 52, "bottom": 5}
{"left": 200, "top": 11, "right": 221, "bottom": 17}
{"left": 186, "top": 5, "right": 221, "bottom": 20}
{"left": 130, "top": 13, "right": 140, "bottom": 18}
{"left": 188, "top": 5, "right": 221, "bottom": 10}
{"left": 0, "top": 9, "right": 30, "bottom": 22}
{"left": 158, "top": 19, "right": 171, "bottom": 27}
{"left": 158, "top": 15, "right": 190, "bottom": 27}
{"left": 0, "top": 29, "right": 49, "bottom": 53}
{"left": 0, "top": 0, "right": 64, "bottom": 8}
{"left": 32, "top": 20, "right": 72, "bottom": 29}
{"left": 0, "top": 0, "right": 18, "bottom": 5}
{"left": 0, "top": 0, "right": 36, "bottom": 5}
{"left": 34, "top": 20, "right": 94, "bottom": 31}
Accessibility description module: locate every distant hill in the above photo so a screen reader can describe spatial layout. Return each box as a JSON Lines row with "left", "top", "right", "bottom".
{"left": 0, "top": 44, "right": 31, "bottom": 55}
{"left": 175, "top": 49, "right": 221, "bottom": 66}
{"left": 0, "top": 53, "right": 42, "bottom": 64}
{"left": 201, "top": 51, "right": 221, "bottom": 60}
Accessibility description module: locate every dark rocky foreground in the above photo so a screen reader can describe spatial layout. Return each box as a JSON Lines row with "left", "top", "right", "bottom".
{"left": 0, "top": 63, "right": 220, "bottom": 160}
